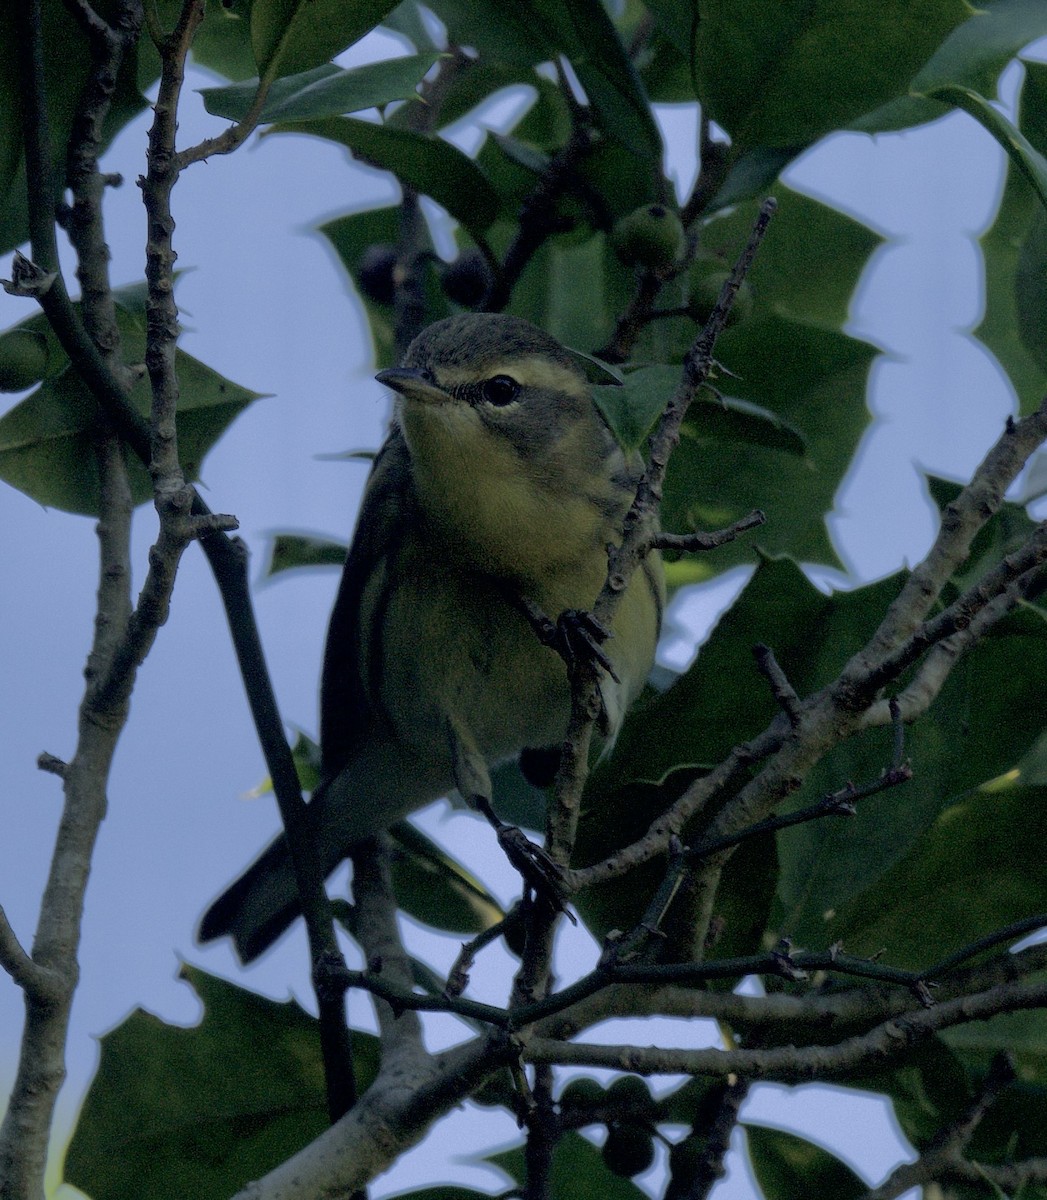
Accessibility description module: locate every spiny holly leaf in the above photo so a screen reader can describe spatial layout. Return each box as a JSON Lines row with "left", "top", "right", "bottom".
{"left": 265, "top": 532, "right": 347, "bottom": 577}
{"left": 0, "top": 308, "right": 263, "bottom": 515}
{"left": 977, "top": 62, "right": 1047, "bottom": 414}
{"left": 387, "top": 820, "right": 505, "bottom": 935}
{"left": 64, "top": 967, "right": 377, "bottom": 1200}
{"left": 823, "top": 781, "right": 1047, "bottom": 969}
{"left": 945, "top": 1010, "right": 1047, "bottom": 1085}
{"left": 691, "top": 0, "right": 968, "bottom": 150}
{"left": 530, "top": 0, "right": 661, "bottom": 159}
{"left": 319, "top": 205, "right": 450, "bottom": 368}
{"left": 855, "top": 0, "right": 1047, "bottom": 133}
{"left": 593, "top": 365, "right": 806, "bottom": 456}
{"left": 776, "top": 607, "right": 1047, "bottom": 960}
{"left": 925, "top": 83, "right": 1047, "bottom": 213}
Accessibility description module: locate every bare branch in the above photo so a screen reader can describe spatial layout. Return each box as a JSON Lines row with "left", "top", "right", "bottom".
{"left": 0, "top": 421, "right": 135, "bottom": 1198}
{"left": 522, "top": 971, "right": 1047, "bottom": 1079}
{"left": 0, "top": 909, "right": 52, "bottom": 998}
{"left": 753, "top": 642, "right": 802, "bottom": 725}
{"left": 650, "top": 508, "right": 766, "bottom": 555}
{"left": 669, "top": 1078, "right": 750, "bottom": 1200}
{"left": 844, "top": 401, "right": 1047, "bottom": 673}
{"left": 349, "top": 836, "right": 426, "bottom": 1065}
{"left": 229, "top": 1033, "right": 515, "bottom": 1200}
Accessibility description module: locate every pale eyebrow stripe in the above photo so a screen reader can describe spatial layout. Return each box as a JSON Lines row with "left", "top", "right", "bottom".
{"left": 436, "top": 357, "right": 589, "bottom": 398}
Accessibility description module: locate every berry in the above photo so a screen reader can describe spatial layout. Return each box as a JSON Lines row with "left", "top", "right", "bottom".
{"left": 611, "top": 204, "right": 686, "bottom": 272}
{"left": 440, "top": 249, "right": 493, "bottom": 308}
{"left": 357, "top": 243, "right": 398, "bottom": 305}
{"left": 602, "top": 1125, "right": 655, "bottom": 1178}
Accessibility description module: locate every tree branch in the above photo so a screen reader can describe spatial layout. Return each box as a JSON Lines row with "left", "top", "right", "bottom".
{"left": 844, "top": 402, "right": 1047, "bottom": 674}
{"left": 0, "top": 425, "right": 135, "bottom": 1200}
{"left": 521, "top": 971, "right": 1047, "bottom": 1080}
{"left": 349, "top": 836, "right": 427, "bottom": 1066}
{"left": 229, "top": 1033, "right": 516, "bottom": 1200}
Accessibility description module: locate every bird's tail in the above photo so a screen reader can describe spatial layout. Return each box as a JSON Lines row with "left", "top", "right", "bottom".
{"left": 197, "top": 835, "right": 302, "bottom": 964}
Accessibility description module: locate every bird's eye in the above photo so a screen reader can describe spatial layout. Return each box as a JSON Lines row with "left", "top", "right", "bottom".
{"left": 480, "top": 375, "right": 520, "bottom": 407}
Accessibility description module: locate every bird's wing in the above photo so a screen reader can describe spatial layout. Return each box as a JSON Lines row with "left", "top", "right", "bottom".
{"left": 319, "top": 426, "right": 416, "bottom": 778}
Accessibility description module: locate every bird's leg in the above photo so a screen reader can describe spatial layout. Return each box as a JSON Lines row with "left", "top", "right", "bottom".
{"left": 446, "top": 715, "right": 573, "bottom": 915}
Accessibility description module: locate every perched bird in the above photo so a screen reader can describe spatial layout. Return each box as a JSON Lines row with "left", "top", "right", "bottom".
{"left": 199, "top": 313, "right": 664, "bottom": 963}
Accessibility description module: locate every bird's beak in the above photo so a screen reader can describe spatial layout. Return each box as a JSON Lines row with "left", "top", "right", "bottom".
{"left": 375, "top": 367, "right": 452, "bottom": 405}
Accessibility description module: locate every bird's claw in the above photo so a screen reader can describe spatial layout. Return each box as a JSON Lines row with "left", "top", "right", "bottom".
{"left": 496, "top": 824, "right": 575, "bottom": 922}
{"left": 555, "top": 609, "right": 619, "bottom": 683}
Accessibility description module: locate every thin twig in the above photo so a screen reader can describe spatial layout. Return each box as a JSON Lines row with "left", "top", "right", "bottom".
{"left": 752, "top": 642, "right": 802, "bottom": 725}
{"left": 845, "top": 402, "right": 1047, "bottom": 674}
{"left": 650, "top": 508, "right": 766, "bottom": 555}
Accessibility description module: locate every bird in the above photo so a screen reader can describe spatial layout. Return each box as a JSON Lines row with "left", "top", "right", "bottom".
{"left": 199, "top": 312, "right": 665, "bottom": 963}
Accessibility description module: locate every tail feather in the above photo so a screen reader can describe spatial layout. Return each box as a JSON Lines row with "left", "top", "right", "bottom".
{"left": 198, "top": 835, "right": 301, "bottom": 965}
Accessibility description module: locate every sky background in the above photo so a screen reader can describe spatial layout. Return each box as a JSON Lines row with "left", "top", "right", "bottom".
{"left": 1, "top": 22, "right": 1044, "bottom": 1199}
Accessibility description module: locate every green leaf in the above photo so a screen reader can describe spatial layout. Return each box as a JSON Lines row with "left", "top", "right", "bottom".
{"left": 201, "top": 54, "right": 441, "bottom": 123}
{"left": 530, "top": 0, "right": 661, "bottom": 159}
{"left": 593, "top": 366, "right": 806, "bottom": 456}
{"left": 0, "top": 0, "right": 148, "bottom": 255}
{"left": 282, "top": 118, "right": 501, "bottom": 240}
{"left": 841, "top": 1038, "right": 973, "bottom": 1151}
{"left": 913, "top": 0, "right": 1047, "bottom": 95}
{"left": 624, "top": 187, "right": 879, "bottom": 576}
{"left": 776, "top": 602, "right": 1047, "bottom": 962}
{"left": 265, "top": 533, "right": 347, "bottom": 577}
{"left": 855, "top": 0, "right": 1047, "bottom": 134}
{"left": 977, "top": 62, "right": 1047, "bottom": 414}
{"left": 643, "top": 0, "right": 696, "bottom": 60}
{"left": 490, "top": 758, "right": 548, "bottom": 831}
{"left": 700, "top": 185, "right": 882, "bottom": 331}
{"left": 424, "top": 0, "right": 659, "bottom": 157}
{"left": 0, "top": 284, "right": 262, "bottom": 513}
{"left": 488, "top": 1131, "right": 647, "bottom": 1200}
{"left": 64, "top": 967, "right": 378, "bottom": 1200}
{"left": 824, "top": 782, "right": 1047, "bottom": 969}
{"left": 0, "top": 345, "right": 263, "bottom": 515}
{"left": 745, "top": 1124, "right": 867, "bottom": 1200}
{"left": 250, "top": 0, "right": 400, "bottom": 81}
{"left": 377, "top": 1191, "right": 497, "bottom": 1200}
{"left": 1015, "top": 206, "right": 1047, "bottom": 376}
{"left": 187, "top": 0, "right": 258, "bottom": 83}
{"left": 967, "top": 1078, "right": 1047, "bottom": 1166}
{"left": 0, "top": 6, "right": 23, "bottom": 228}
{"left": 0, "top": 328, "right": 51, "bottom": 392}
{"left": 691, "top": 0, "right": 969, "bottom": 150}
{"left": 945, "top": 1010, "right": 1047, "bottom": 1085}
{"left": 388, "top": 820, "right": 505, "bottom": 935}
{"left": 660, "top": 316, "right": 874, "bottom": 573}
{"left": 925, "top": 83, "right": 1047, "bottom": 214}
{"left": 423, "top": 0, "right": 550, "bottom": 66}
{"left": 381, "top": 2, "right": 438, "bottom": 53}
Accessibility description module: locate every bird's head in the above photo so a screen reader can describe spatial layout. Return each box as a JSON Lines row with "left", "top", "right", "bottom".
{"left": 376, "top": 314, "right": 634, "bottom": 586}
